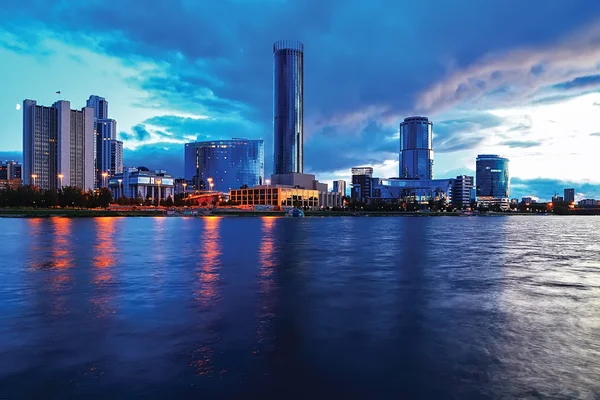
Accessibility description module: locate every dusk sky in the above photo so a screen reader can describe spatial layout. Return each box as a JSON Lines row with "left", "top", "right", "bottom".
{"left": 2, "top": 0, "right": 600, "bottom": 200}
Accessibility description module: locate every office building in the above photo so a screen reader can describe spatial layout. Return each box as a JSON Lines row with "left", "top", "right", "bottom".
{"left": 400, "top": 116, "right": 434, "bottom": 179}
{"left": 351, "top": 167, "right": 374, "bottom": 202}
{"left": 23, "top": 99, "right": 94, "bottom": 190}
{"left": 0, "top": 161, "right": 22, "bottom": 190}
{"left": 370, "top": 177, "right": 454, "bottom": 203}
{"left": 273, "top": 40, "right": 304, "bottom": 175}
{"left": 108, "top": 167, "right": 174, "bottom": 201}
{"left": 578, "top": 199, "right": 600, "bottom": 207}
{"left": 552, "top": 194, "right": 564, "bottom": 203}
{"left": 451, "top": 175, "right": 475, "bottom": 209}
{"left": 184, "top": 138, "right": 264, "bottom": 193}
{"left": 332, "top": 180, "right": 347, "bottom": 195}
{"left": 564, "top": 188, "right": 575, "bottom": 203}
{"left": 476, "top": 154, "right": 510, "bottom": 199}
{"left": 87, "top": 95, "right": 123, "bottom": 188}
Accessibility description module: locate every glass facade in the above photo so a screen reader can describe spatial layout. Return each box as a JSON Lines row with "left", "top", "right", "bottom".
{"left": 273, "top": 40, "right": 304, "bottom": 175}
{"left": 400, "top": 116, "right": 434, "bottom": 180}
{"left": 185, "top": 139, "right": 264, "bottom": 193}
{"left": 230, "top": 187, "right": 318, "bottom": 208}
{"left": 476, "top": 154, "right": 510, "bottom": 198}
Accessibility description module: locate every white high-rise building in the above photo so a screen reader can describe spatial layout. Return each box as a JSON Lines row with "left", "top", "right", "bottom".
{"left": 332, "top": 180, "right": 347, "bottom": 195}
{"left": 23, "top": 99, "right": 94, "bottom": 191}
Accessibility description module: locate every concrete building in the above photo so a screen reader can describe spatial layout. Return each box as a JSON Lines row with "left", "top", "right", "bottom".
{"left": 351, "top": 167, "right": 374, "bottom": 202}
{"left": 332, "top": 180, "right": 346, "bottom": 196}
{"left": 578, "top": 199, "right": 600, "bottom": 207}
{"left": 184, "top": 138, "right": 264, "bottom": 193}
{"left": 451, "top": 175, "right": 475, "bottom": 209}
{"left": 400, "top": 116, "right": 434, "bottom": 180}
{"left": 23, "top": 99, "right": 94, "bottom": 191}
{"left": 86, "top": 95, "right": 108, "bottom": 120}
{"left": 0, "top": 161, "right": 22, "bottom": 190}
{"left": 273, "top": 40, "right": 304, "bottom": 175}
{"left": 108, "top": 167, "right": 174, "bottom": 201}
{"left": 564, "top": 188, "right": 575, "bottom": 203}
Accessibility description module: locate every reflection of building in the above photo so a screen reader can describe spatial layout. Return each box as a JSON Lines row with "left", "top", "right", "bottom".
{"left": 184, "top": 138, "right": 264, "bottom": 193}
{"left": 476, "top": 154, "right": 510, "bottom": 198}
{"left": 0, "top": 161, "right": 22, "bottom": 190}
{"left": 23, "top": 99, "right": 94, "bottom": 190}
{"left": 273, "top": 40, "right": 304, "bottom": 175}
{"left": 564, "top": 188, "right": 575, "bottom": 203}
{"left": 451, "top": 175, "right": 475, "bottom": 209}
{"left": 108, "top": 166, "right": 174, "bottom": 201}
{"left": 351, "top": 167, "right": 374, "bottom": 202}
{"left": 332, "top": 180, "right": 346, "bottom": 195}
{"left": 87, "top": 95, "right": 123, "bottom": 188}
{"left": 400, "top": 116, "right": 434, "bottom": 179}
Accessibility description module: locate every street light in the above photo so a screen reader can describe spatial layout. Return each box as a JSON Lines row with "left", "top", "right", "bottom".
{"left": 266, "top": 179, "right": 271, "bottom": 205}
{"left": 207, "top": 177, "right": 213, "bottom": 192}
{"left": 102, "top": 172, "right": 108, "bottom": 188}
{"left": 156, "top": 179, "right": 162, "bottom": 205}
{"left": 182, "top": 182, "right": 187, "bottom": 198}
{"left": 31, "top": 174, "right": 37, "bottom": 187}
{"left": 118, "top": 179, "right": 123, "bottom": 199}
{"left": 57, "top": 173, "right": 63, "bottom": 190}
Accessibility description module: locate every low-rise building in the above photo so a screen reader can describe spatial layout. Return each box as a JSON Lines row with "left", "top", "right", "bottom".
{"left": 108, "top": 166, "right": 175, "bottom": 201}
{"left": 0, "top": 161, "right": 22, "bottom": 190}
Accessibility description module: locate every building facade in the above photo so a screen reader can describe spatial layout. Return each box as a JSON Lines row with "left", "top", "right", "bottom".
{"left": 351, "top": 167, "right": 374, "bottom": 202}
{"left": 273, "top": 40, "right": 304, "bottom": 175}
{"left": 0, "top": 161, "right": 22, "bottom": 190}
{"left": 476, "top": 154, "right": 510, "bottom": 198}
{"left": 108, "top": 167, "right": 174, "bottom": 201}
{"left": 564, "top": 188, "right": 575, "bottom": 203}
{"left": 332, "top": 180, "right": 347, "bottom": 195}
{"left": 23, "top": 99, "right": 94, "bottom": 191}
{"left": 86, "top": 95, "right": 108, "bottom": 120}
{"left": 87, "top": 96, "right": 123, "bottom": 188}
{"left": 184, "top": 138, "right": 264, "bottom": 193}
{"left": 371, "top": 177, "right": 454, "bottom": 203}
{"left": 400, "top": 116, "right": 434, "bottom": 180}
{"left": 451, "top": 175, "right": 475, "bottom": 209}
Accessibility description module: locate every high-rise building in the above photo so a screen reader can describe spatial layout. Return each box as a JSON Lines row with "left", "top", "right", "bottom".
{"left": 273, "top": 40, "right": 304, "bottom": 175}
{"left": 332, "top": 180, "right": 347, "bottom": 195}
{"left": 184, "top": 138, "right": 264, "bottom": 193}
{"left": 400, "top": 116, "right": 434, "bottom": 180}
{"left": 86, "top": 95, "right": 109, "bottom": 120}
{"left": 351, "top": 167, "right": 373, "bottom": 202}
{"left": 87, "top": 95, "right": 123, "bottom": 188}
{"left": 23, "top": 99, "right": 94, "bottom": 190}
{"left": 476, "top": 154, "right": 510, "bottom": 198}
{"left": 564, "top": 188, "right": 575, "bottom": 203}
{"left": 451, "top": 175, "right": 475, "bottom": 209}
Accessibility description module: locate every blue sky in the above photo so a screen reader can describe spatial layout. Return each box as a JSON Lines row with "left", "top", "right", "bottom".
{"left": 2, "top": 0, "right": 600, "bottom": 200}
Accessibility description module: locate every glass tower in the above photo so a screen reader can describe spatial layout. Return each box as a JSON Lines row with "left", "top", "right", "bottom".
{"left": 399, "top": 116, "right": 434, "bottom": 180}
{"left": 476, "top": 154, "right": 510, "bottom": 198}
{"left": 184, "top": 138, "right": 264, "bottom": 193}
{"left": 273, "top": 40, "right": 304, "bottom": 175}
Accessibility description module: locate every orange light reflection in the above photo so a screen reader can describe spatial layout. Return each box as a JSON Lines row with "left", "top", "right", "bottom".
{"left": 196, "top": 217, "right": 222, "bottom": 305}
{"left": 50, "top": 217, "right": 73, "bottom": 316}
{"left": 91, "top": 217, "right": 117, "bottom": 318}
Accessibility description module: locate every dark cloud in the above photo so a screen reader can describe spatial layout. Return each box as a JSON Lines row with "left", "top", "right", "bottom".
{"left": 120, "top": 125, "right": 151, "bottom": 141}
{"left": 552, "top": 74, "right": 600, "bottom": 90}
{"left": 124, "top": 143, "right": 183, "bottom": 177}
{"left": 500, "top": 140, "right": 541, "bottom": 148}
{"left": 511, "top": 177, "right": 600, "bottom": 201}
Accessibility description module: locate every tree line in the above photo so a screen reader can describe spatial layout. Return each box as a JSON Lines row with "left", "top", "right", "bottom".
{"left": 0, "top": 185, "right": 113, "bottom": 208}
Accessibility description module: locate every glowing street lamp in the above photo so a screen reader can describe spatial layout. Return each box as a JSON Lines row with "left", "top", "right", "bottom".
{"left": 207, "top": 177, "right": 214, "bottom": 192}
{"left": 57, "top": 173, "right": 64, "bottom": 190}
{"left": 156, "top": 179, "right": 162, "bottom": 205}
{"left": 31, "top": 174, "right": 37, "bottom": 187}
{"left": 265, "top": 179, "right": 271, "bottom": 205}
{"left": 102, "top": 172, "right": 108, "bottom": 188}
{"left": 118, "top": 179, "right": 123, "bottom": 199}
{"left": 182, "top": 182, "right": 188, "bottom": 198}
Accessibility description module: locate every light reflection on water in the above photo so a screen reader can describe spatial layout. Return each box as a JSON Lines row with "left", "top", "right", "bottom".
{"left": 0, "top": 216, "right": 599, "bottom": 398}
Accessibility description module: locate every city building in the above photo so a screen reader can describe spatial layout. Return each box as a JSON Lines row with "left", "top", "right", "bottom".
{"left": 351, "top": 167, "right": 374, "bottom": 202}
{"left": 399, "top": 116, "right": 434, "bottom": 179}
{"left": 332, "top": 180, "right": 347, "bottom": 196}
{"left": 370, "top": 177, "right": 454, "bottom": 203}
{"left": 564, "top": 188, "right": 575, "bottom": 203}
{"left": 521, "top": 197, "right": 536, "bottom": 204}
{"left": 552, "top": 194, "right": 564, "bottom": 203}
{"left": 476, "top": 154, "right": 510, "bottom": 209}
{"left": 451, "top": 175, "right": 475, "bottom": 209}
{"left": 0, "top": 161, "right": 22, "bottom": 190}
{"left": 22, "top": 99, "right": 94, "bottom": 190}
{"left": 184, "top": 138, "right": 264, "bottom": 193}
{"left": 87, "top": 95, "right": 123, "bottom": 188}
{"left": 108, "top": 167, "right": 174, "bottom": 201}
{"left": 578, "top": 199, "right": 600, "bottom": 207}
{"left": 273, "top": 40, "right": 304, "bottom": 175}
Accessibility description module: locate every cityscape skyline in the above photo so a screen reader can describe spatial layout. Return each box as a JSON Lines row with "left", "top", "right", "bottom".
{"left": 2, "top": 1, "right": 600, "bottom": 201}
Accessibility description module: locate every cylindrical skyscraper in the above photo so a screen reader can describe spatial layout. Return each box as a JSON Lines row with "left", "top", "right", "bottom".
{"left": 399, "top": 116, "right": 434, "bottom": 180}
{"left": 273, "top": 40, "right": 304, "bottom": 175}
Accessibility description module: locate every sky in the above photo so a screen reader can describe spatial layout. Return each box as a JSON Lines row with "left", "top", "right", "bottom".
{"left": 2, "top": 0, "right": 600, "bottom": 201}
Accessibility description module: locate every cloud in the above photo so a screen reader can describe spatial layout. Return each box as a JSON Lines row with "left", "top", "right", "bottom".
{"left": 123, "top": 142, "right": 183, "bottom": 177}
{"left": 433, "top": 112, "right": 504, "bottom": 153}
{"left": 500, "top": 140, "right": 541, "bottom": 148}
{"left": 417, "top": 19, "right": 600, "bottom": 113}
{"left": 590, "top": 132, "right": 600, "bottom": 137}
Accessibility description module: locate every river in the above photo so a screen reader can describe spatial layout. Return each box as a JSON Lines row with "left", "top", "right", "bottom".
{"left": 1, "top": 216, "right": 599, "bottom": 398}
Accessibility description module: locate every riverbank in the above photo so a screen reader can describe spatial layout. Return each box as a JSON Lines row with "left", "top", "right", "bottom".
{"left": 0, "top": 208, "right": 163, "bottom": 218}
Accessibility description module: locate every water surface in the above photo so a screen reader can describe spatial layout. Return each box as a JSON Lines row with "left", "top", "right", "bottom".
{"left": 1, "top": 216, "right": 599, "bottom": 399}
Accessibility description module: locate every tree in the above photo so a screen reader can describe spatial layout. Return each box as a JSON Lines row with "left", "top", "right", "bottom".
{"left": 97, "top": 188, "right": 112, "bottom": 209}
